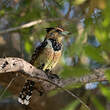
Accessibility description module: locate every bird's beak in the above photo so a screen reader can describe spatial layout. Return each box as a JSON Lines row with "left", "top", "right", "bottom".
{"left": 61, "top": 31, "right": 70, "bottom": 36}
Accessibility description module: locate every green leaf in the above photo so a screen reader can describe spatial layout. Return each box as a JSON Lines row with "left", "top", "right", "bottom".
{"left": 105, "top": 69, "right": 110, "bottom": 81}
{"left": 0, "top": 88, "right": 11, "bottom": 99}
{"left": 100, "top": 86, "right": 110, "bottom": 101}
{"left": 61, "top": 65, "right": 91, "bottom": 78}
{"left": 84, "top": 44, "right": 105, "bottom": 63}
{"left": 62, "top": 101, "right": 79, "bottom": 110}
{"left": 0, "top": 10, "right": 5, "bottom": 16}
{"left": 24, "top": 41, "right": 32, "bottom": 54}
{"left": 48, "top": 89, "right": 60, "bottom": 97}
{"left": 92, "top": 96, "right": 105, "bottom": 110}
{"left": 73, "top": 0, "right": 86, "bottom": 5}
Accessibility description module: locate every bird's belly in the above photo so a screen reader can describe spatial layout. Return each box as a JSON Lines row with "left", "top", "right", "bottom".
{"left": 47, "top": 51, "right": 61, "bottom": 70}
{"left": 34, "top": 48, "right": 61, "bottom": 72}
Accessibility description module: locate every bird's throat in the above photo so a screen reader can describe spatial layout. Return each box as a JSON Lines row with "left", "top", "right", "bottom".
{"left": 47, "top": 38, "right": 62, "bottom": 51}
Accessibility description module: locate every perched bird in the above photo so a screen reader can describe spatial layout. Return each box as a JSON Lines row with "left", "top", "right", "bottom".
{"left": 18, "top": 26, "right": 69, "bottom": 105}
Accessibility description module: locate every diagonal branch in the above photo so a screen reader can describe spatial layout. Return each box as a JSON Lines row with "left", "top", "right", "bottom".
{"left": 0, "top": 20, "right": 42, "bottom": 34}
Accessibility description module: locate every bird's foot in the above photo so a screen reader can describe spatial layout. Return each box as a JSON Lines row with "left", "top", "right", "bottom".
{"left": 45, "top": 69, "right": 59, "bottom": 80}
{"left": 48, "top": 73, "right": 59, "bottom": 80}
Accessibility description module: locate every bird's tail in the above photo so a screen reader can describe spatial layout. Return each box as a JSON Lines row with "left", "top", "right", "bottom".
{"left": 18, "top": 80, "right": 35, "bottom": 105}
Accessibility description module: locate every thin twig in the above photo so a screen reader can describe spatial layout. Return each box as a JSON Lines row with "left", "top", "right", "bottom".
{"left": 0, "top": 77, "right": 15, "bottom": 99}
{"left": 34, "top": 75, "right": 90, "bottom": 110}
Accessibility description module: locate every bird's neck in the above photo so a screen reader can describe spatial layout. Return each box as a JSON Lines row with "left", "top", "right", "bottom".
{"left": 46, "top": 38, "right": 62, "bottom": 51}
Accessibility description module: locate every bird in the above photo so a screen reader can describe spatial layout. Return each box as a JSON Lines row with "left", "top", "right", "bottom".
{"left": 18, "top": 26, "right": 69, "bottom": 105}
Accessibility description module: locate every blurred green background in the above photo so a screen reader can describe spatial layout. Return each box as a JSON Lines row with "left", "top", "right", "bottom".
{"left": 0, "top": 0, "right": 110, "bottom": 110}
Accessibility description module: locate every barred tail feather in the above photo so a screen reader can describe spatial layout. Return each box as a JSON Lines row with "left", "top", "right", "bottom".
{"left": 18, "top": 80, "right": 35, "bottom": 105}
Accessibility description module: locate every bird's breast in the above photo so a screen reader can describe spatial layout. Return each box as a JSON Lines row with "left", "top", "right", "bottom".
{"left": 34, "top": 39, "right": 62, "bottom": 72}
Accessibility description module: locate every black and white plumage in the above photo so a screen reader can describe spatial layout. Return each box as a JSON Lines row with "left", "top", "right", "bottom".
{"left": 18, "top": 80, "right": 35, "bottom": 105}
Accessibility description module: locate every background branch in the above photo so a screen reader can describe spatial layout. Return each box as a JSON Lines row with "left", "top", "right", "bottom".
{"left": 0, "top": 17, "right": 79, "bottom": 34}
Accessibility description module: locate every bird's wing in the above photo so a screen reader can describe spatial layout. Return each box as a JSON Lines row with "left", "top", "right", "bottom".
{"left": 30, "top": 40, "right": 47, "bottom": 65}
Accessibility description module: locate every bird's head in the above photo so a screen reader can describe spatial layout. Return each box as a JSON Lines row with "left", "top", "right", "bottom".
{"left": 45, "top": 26, "right": 69, "bottom": 42}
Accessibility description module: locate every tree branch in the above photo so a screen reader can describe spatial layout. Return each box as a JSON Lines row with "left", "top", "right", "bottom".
{"left": 0, "top": 57, "right": 107, "bottom": 92}
{"left": 0, "top": 57, "right": 107, "bottom": 110}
